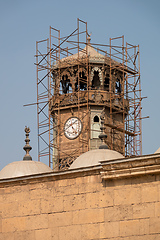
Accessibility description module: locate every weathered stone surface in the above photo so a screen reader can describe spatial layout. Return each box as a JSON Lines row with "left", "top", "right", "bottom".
{"left": 133, "top": 202, "right": 155, "bottom": 219}
{"left": 114, "top": 186, "right": 141, "bottom": 205}
{"left": 0, "top": 156, "right": 160, "bottom": 239}
{"left": 149, "top": 217, "right": 160, "bottom": 234}
{"left": 142, "top": 185, "right": 158, "bottom": 203}
{"left": 120, "top": 219, "right": 140, "bottom": 236}
{"left": 100, "top": 221, "right": 119, "bottom": 238}
{"left": 35, "top": 229, "right": 51, "bottom": 240}
{"left": 14, "top": 230, "right": 35, "bottom": 240}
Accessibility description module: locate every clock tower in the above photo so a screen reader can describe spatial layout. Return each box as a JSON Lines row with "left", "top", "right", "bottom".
{"left": 49, "top": 37, "right": 130, "bottom": 170}
{"left": 36, "top": 20, "right": 142, "bottom": 170}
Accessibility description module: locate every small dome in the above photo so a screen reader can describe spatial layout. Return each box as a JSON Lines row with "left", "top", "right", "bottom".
{"left": 0, "top": 161, "right": 52, "bottom": 179}
{"left": 69, "top": 149, "right": 124, "bottom": 169}
{"left": 154, "top": 147, "right": 160, "bottom": 154}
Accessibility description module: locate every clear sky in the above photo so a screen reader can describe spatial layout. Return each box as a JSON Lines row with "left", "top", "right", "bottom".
{"left": 0, "top": 0, "right": 160, "bottom": 170}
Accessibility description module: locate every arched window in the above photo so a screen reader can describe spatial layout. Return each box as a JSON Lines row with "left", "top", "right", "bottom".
{"left": 60, "top": 74, "right": 72, "bottom": 94}
{"left": 91, "top": 115, "right": 100, "bottom": 139}
{"left": 92, "top": 71, "right": 100, "bottom": 89}
{"left": 94, "top": 115, "right": 99, "bottom": 123}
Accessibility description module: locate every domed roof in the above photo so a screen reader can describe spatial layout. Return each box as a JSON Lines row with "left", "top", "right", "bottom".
{"left": 53, "top": 44, "right": 119, "bottom": 68}
{"left": 69, "top": 149, "right": 124, "bottom": 170}
{"left": 0, "top": 161, "right": 52, "bottom": 179}
{"left": 0, "top": 126, "right": 53, "bottom": 180}
{"left": 154, "top": 147, "right": 160, "bottom": 154}
{"left": 61, "top": 45, "right": 105, "bottom": 62}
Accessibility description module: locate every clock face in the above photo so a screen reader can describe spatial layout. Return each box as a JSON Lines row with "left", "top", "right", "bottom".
{"left": 64, "top": 117, "right": 82, "bottom": 140}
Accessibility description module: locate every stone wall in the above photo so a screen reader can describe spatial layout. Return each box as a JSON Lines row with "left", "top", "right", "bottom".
{"left": 0, "top": 168, "right": 160, "bottom": 239}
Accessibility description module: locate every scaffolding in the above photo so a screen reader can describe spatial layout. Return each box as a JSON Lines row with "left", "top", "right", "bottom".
{"left": 35, "top": 19, "right": 142, "bottom": 169}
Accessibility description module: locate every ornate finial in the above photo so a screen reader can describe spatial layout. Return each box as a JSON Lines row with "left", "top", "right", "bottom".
{"left": 23, "top": 126, "right": 32, "bottom": 161}
{"left": 87, "top": 33, "right": 92, "bottom": 45}
{"left": 99, "top": 110, "right": 109, "bottom": 149}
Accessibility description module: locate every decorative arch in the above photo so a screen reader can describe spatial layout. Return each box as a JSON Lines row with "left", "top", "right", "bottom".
{"left": 91, "top": 114, "right": 101, "bottom": 139}
{"left": 61, "top": 69, "right": 72, "bottom": 79}
{"left": 90, "top": 67, "right": 103, "bottom": 85}
{"left": 60, "top": 70, "right": 72, "bottom": 94}
{"left": 75, "top": 67, "right": 87, "bottom": 91}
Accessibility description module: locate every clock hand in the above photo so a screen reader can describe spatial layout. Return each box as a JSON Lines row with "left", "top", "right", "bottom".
{"left": 71, "top": 125, "right": 77, "bottom": 134}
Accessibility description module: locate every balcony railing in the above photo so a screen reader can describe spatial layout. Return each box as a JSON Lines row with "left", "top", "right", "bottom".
{"left": 49, "top": 90, "right": 129, "bottom": 112}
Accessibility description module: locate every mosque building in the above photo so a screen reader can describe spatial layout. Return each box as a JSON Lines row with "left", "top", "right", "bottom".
{"left": 0, "top": 20, "right": 160, "bottom": 239}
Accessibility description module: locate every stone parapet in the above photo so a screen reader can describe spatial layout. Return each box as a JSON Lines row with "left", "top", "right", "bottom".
{"left": 100, "top": 153, "right": 160, "bottom": 180}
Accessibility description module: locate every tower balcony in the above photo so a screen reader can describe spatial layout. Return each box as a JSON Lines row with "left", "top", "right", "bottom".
{"left": 49, "top": 90, "right": 129, "bottom": 113}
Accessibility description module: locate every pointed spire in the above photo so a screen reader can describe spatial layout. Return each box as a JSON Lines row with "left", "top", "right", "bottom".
{"left": 23, "top": 126, "right": 32, "bottom": 161}
{"left": 99, "top": 111, "right": 109, "bottom": 149}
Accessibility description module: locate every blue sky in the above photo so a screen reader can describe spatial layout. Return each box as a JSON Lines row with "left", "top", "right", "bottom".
{"left": 0, "top": 0, "right": 160, "bottom": 170}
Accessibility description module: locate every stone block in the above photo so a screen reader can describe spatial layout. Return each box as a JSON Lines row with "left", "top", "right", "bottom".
{"left": 67, "top": 178, "right": 76, "bottom": 186}
{"left": 76, "top": 176, "right": 84, "bottom": 185}
{"left": 30, "top": 187, "right": 52, "bottom": 200}
{"left": 105, "top": 205, "right": 133, "bottom": 222}
{"left": 114, "top": 187, "right": 141, "bottom": 205}
{"left": 100, "top": 221, "right": 119, "bottom": 238}
{"left": 142, "top": 185, "right": 158, "bottom": 203}
{"left": 26, "top": 214, "right": 48, "bottom": 230}
{"left": 86, "top": 192, "right": 99, "bottom": 208}
{"left": 78, "top": 183, "right": 86, "bottom": 194}
{"left": 114, "top": 178, "right": 132, "bottom": 188}
{"left": 2, "top": 217, "right": 26, "bottom": 232}
{"left": 85, "top": 182, "right": 99, "bottom": 193}
{"left": 51, "top": 227, "right": 59, "bottom": 240}
{"left": 133, "top": 202, "right": 155, "bottom": 219}
{"left": 58, "top": 179, "right": 68, "bottom": 187}
{"left": 0, "top": 232, "right": 14, "bottom": 240}
{"left": 148, "top": 234, "right": 160, "bottom": 240}
{"left": 73, "top": 208, "right": 104, "bottom": 225}
{"left": 78, "top": 176, "right": 99, "bottom": 193}
{"left": 64, "top": 194, "right": 86, "bottom": 211}
{"left": 59, "top": 225, "right": 81, "bottom": 240}
{"left": 53, "top": 186, "right": 65, "bottom": 197}
{"left": 29, "top": 182, "right": 45, "bottom": 191}
{"left": 132, "top": 175, "right": 155, "bottom": 186}
{"left": 120, "top": 219, "right": 139, "bottom": 236}
{"left": 149, "top": 217, "right": 160, "bottom": 234}
{"left": 155, "top": 202, "right": 160, "bottom": 217}
{"left": 3, "top": 190, "right": 30, "bottom": 203}
{"left": 18, "top": 199, "right": 41, "bottom": 216}
{"left": 81, "top": 223, "right": 99, "bottom": 239}
{"left": 48, "top": 211, "right": 72, "bottom": 227}
{"left": 41, "top": 196, "right": 63, "bottom": 213}
{"left": 63, "top": 184, "right": 79, "bottom": 196}
{"left": 89, "top": 175, "right": 101, "bottom": 183}
{"left": 14, "top": 230, "right": 35, "bottom": 240}
{"left": 35, "top": 228, "right": 52, "bottom": 240}
{"left": 99, "top": 189, "right": 114, "bottom": 208}
{"left": 1, "top": 202, "right": 19, "bottom": 218}
{"left": 139, "top": 218, "right": 149, "bottom": 235}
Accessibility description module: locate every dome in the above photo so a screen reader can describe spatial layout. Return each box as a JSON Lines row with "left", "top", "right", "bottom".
{"left": 0, "top": 161, "right": 52, "bottom": 179}
{"left": 53, "top": 44, "right": 119, "bottom": 68}
{"left": 154, "top": 147, "right": 160, "bottom": 154}
{"left": 69, "top": 149, "right": 124, "bottom": 170}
